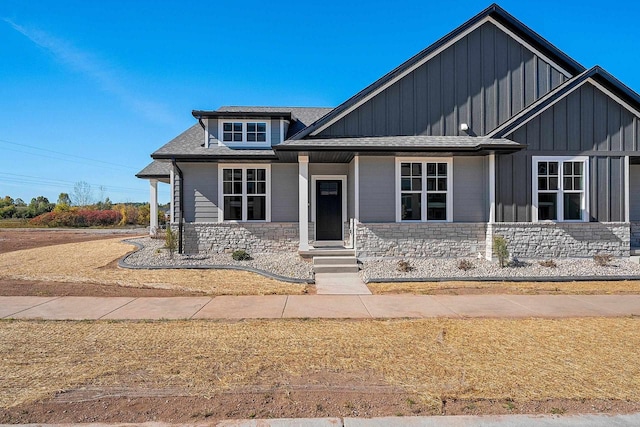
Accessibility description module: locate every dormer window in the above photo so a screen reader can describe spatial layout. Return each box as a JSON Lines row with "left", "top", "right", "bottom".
{"left": 219, "top": 120, "right": 270, "bottom": 146}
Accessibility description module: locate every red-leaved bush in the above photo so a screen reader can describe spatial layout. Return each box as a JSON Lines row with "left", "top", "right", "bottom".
{"left": 29, "top": 209, "right": 122, "bottom": 227}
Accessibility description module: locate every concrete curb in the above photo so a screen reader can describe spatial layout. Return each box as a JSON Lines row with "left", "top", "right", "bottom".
{"left": 364, "top": 275, "right": 640, "bottom": 284}
{"left": 118, "top": 239, "right": 315, "bottom": 285}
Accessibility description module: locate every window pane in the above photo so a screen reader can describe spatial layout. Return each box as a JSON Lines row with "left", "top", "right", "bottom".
{"left": 401, "top": 163, "right": 410, "bottom": 176}
{"left": 563, "top": 162, "right": 573, "bottom": 175}
{"left": 247, "top": 182, "right": 255, "bottom": 194}
{"left": 538, "top": 162, "right": 547, "bottom": 175}
{"left": 574, "top": 162, "right": 583, "bottom": 175}
{"left": 247, "top": 123, "right": 256, "bottom": 132}
{"left": 437, "top": 163, "right": 447, "bottom": 176}
{"left": 548, "top": 162, "right": 558, "bottom": 175}
{"left": 257, "top": 169, "right": 266, "bottom": 181}
{"left": 223, "top": 182, "right": 232, "bottom": 194}
{"left": 257, "top": 182, "right": 266, "bottom": 194}
{"left": 427, "top": 193, "right": 447, "bottom": 220}
{"left": 574, "top": 177, "right": 583, "bottom": 190}
{"left": 223, "top": 123, "right": 232, "bottom": 131}
{"left": 564, "top": 193, "right": 582, "bottom": 220}
{"left": 549, "top": 177, "right": 558, "bottom": 190}
{"left": 247, "top": 133, "right": 256, "bottom": 142}
{"left": 233, "top": 169, "right": 242, "bottom": 180}
{"left": 257, "top": 123, "right": 266, "bottom": 132}
{"left": 223, "top": 132, "right": 232, "bottom": 141}
{"left": 427, "top": 178, "right": 436, "bottom": 191}
{"left": 401, "top": 178, "right": 411, "bottom": 191}
{"left": 233, "top": 133, "right": 243, "bottom": 142}
{"left": 247, "top": 196, "right": 266, "bottom": 220}
{"left": 233, "top": 182, "right": 242, "bottom": 194}
{"left": 538, "top": 177, "right": 547, "bottom": 191}
{"left": 247, "top": 169, "right": 255, "bottom": 180}
{"left": 223, "top": 169, "right": 232, "bottom": 181}
{"left": 224, "top": 196, "right": 242, "bottom": 220}
{"left": 538, "top": 193, "right": 557, "bottom": 220}
{"left": 257, "top": 133, "right": 266, "bottom": 142}
{"left": 233, "top": 123, "right": 242, "bottom": 132}
{"left": 411, "top": 163, "right": 422, "bottom": 176}
{"left": 564, "top": 177, "right": 573, "bottom": 190}
{"left": 401, "top": 193, "right": 421, "bottom": 220}
{"left": 412, "top": 178, "right": 422, "bottom": 191}
{"left": 437, "top": 178, "right": 447, "bottom": 191}
{"left": 426, "top": 163, "right": 436, "bottom": 176}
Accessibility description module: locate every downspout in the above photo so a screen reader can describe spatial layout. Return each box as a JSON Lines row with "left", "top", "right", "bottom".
{"left": 172, "top": 159, "right": 184, "bottom": 254}
{"left": 196, "top": 115, "right": 205, "bottom": 130}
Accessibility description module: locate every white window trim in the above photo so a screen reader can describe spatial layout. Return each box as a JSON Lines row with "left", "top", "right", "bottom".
{"left": 532, "top": 156, "right": 589, "bottom": 223}
{"left": 310, "top": 175, "right": 347, "bottom": 241}
{"left": 217, "top": 120, "right": 271, "bottom": 148}
{"left": 395, "top": 157, "right": 453, "bottom": 223}
{"left": 217, "top": 164, "right": 271, "bottom": 223}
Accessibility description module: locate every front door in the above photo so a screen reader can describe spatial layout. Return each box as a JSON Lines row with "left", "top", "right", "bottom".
{"left": 316, "top": 180, "right": 342, "bottom": 240}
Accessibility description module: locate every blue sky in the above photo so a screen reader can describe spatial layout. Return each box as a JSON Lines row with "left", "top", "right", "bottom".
{"left": 1, "top": 0, "right": 639, "bottom": 205}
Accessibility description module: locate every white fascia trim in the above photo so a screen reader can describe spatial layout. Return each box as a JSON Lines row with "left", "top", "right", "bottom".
{"left": 504, "top": 78, "right": 640, "bottom": 137}
{"left": 395, "top": 157, "right": 454, "bottom": 223}
{"left": 310, "top": 16, "right": 574, "bottom": 136}
{"left": 204, "top": 119, "right": 209, "bottom": 148}
{"left": 531, "top": 156, "right": 590, "bottom": 223}
{"left": 217, "top": 163, "right": 272, "bottom": 223}
{"left": 354, "top": 155, "right": 360, "bottom": 221}
{"left": 217, "top": 119, "right": 272, "bottom": 148}
{"left": 625, "top": 155, "right": 630, "bottom": 222}
{"left": 310, "top": 175, "right": 348, "bottom": 241}
{"left": 488, "top": 153, "right": 496, "bottom": 224}
{"left": 280, "top": 120, "right": 285, "bottom": 144}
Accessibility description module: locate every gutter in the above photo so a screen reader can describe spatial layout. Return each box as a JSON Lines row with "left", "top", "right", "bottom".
{"left": 171, "top": 159, "right": 184, "bottom": 254}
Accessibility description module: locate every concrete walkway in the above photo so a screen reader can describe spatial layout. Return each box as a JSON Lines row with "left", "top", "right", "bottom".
{"left": 1, "top": 294, "right": 639, "bottom": 320}
{"left": 314, "top": 273, "right": 372, "bottom": 295}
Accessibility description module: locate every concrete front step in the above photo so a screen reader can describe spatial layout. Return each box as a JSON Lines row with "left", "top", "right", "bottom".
{"left": 313, "top": 256, "right": 358, "bottom": 265}
{"left": 314, "top": 264, "right": 360, "bottom": 274}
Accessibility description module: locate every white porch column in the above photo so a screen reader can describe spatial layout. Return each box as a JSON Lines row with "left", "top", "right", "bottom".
{"left": 298, "top": 155, "right": 309, "bottom": 251}
{"left": 485, "top": 153, "right": 496, "bottom": 261}
{"left": 149, "top": 179, "right": 159, "bottom": 235}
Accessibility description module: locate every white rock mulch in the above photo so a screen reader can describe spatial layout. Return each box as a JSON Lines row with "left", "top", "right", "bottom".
{"left": 360, "top": 256, "right": 640, "bottom": 281}
{"left": 122, "top": 237, "right": 314, "bottom": 281}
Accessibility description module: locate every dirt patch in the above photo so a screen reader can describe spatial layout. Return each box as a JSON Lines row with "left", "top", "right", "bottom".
{"left": 0, "top": 279, "right": 206, "bottom": 297}
{"left": 0, "top": 229, "right": 141, "bottom": 254}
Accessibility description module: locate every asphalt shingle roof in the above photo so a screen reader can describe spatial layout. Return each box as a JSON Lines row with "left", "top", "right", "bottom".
{"left": 136, "top": 160, "right": 171, "bottom": 178}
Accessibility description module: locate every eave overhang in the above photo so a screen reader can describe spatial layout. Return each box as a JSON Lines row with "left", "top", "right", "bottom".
{"left": 192, "top": 110, "right": 293, "bottom": 121}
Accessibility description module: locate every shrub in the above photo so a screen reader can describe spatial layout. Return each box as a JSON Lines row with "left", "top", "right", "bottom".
{"left": 397, "top": 260, "right": 411, "bottom": 272}
{"left": 232, "top": 249, "right": 251, "bottom": 261}
{"left": 493, "top": 235, "right": 509, "bottom": 268}
{"left": 539, "top": 259, "right": 557, "bottom": 268}
{"left": 594, "top": 253, "right": 613, "bottom": 267}
{"left": 165, "top": 227, "right": 177, "bottom": 257}
{"left": 457, "top": 259, "right": 474, "bottom": 271}
{"left": 28, "top": 208, "right": 121, "bottom": 227}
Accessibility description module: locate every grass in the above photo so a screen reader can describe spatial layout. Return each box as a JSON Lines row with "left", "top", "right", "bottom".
{"left": 0, "top": 238, "right": 305, "bottom": 295}
{"left": 368, "top": 280, "right": 640, "bottom": 295}
{"left": 1, "top": 318, "right": 639, "bottom": 409}
{"left": 0, "top": 219, "right": 32, "bottom": 229}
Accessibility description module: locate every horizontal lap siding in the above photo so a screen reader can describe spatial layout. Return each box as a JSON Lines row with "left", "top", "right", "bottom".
{"left": 272, "top": 164, "right": 298, "bottom": 222}
{"left": 359, "top": 157, "right": 395, "bottom": 222}
{"left": 453, "top": 157, "right": 487, "bottom": 222}
{"left": 317, "top": 21, "right": 567, "bottom": 138}
{"left": 181, "top": 163, "right": 218, "bottom": 223}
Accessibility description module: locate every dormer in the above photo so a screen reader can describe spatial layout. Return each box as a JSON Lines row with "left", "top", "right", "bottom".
{"left": 192, "top": 109, "right": 293, "bottom": 149}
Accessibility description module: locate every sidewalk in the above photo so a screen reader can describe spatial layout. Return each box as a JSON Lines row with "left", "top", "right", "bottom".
{"left": 1, "top": 294, "right": 639, "bottom": 320}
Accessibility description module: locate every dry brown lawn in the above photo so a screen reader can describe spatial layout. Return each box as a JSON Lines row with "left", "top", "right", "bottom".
{"left": 0, "top": 238, "right": 304, "bottom": 295}
{"left": 369, "top": 280, "right": 640, "bottom": 295}
{"left": 2, "top": 318, "right": 639, "bottom": 410}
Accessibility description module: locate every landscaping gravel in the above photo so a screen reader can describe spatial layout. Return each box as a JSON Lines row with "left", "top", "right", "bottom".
{"left": 122, "top": 237, "right": 314, "bottom": 281}
{"left": 360, "top": 256, "right": 640, "bottom": 282}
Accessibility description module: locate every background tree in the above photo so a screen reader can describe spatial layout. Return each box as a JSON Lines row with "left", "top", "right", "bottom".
{"left": 72, "top": 181, "right": 93, "bottom": 207}
{"left": 27, "top": 196, "right": 54, "bottom": 217}
{"left": 56, "top": 193, "right": 72, "bottom": 207}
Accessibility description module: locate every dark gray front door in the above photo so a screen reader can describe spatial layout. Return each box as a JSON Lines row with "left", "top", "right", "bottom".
{"left": 316, "top": 180, "right": 342, "bottom": 240}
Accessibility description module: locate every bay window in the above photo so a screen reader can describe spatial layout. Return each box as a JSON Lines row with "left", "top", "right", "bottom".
{"left": 533, "top": 156, "right": 588, "bottom": 222}
{"left": 396, "top": 158, "right": 453, "bottom": 222}
{"left": 219, "top": 165, "right": 270, "bottom": 222}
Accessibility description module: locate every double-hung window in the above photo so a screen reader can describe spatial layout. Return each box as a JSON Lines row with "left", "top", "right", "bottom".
{"left": 220, "top": 121, "right": 269, "bottom": 146}
{"left": 219, "top": 165, "right": 270, "bottom": 222}
{"left": 396, "top": 158, "right": 453, "bottom": 222}
{"left": 533, "top": 156, "right": 589, "bottom": 222}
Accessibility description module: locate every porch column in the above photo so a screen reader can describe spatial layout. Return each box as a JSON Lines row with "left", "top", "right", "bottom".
{"left": 485, "top": 153, "right": 496, "bottom": 260}
{"left": 149, "top": 179, "right": 159, "bottom": 235}
{"left": 298, "top": 155, "right": 309, "bottom": 251}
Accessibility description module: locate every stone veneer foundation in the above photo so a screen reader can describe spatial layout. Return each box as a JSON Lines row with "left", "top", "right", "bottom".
{"left": 492, "top": 222, "right": 630, "bottom": 258}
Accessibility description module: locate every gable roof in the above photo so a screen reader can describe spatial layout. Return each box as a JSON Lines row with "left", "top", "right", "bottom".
{"left": 136, "top": 160, "right": 171, "bottom": 179}
{"left": 489, "top": 66, "right": 640, "bottom": 138}
{"left": 290, "top": 3, "right": 586, "bottom": 140}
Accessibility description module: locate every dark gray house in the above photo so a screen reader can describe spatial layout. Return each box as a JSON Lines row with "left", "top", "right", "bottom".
{"left": 137, "top": 4, "right": 640, "bottom": 260}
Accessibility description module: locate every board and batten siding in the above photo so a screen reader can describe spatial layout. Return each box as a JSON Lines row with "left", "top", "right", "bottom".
{"left": 358, "top": 157, "right": 396, "bottom": 222}
{"left": 630, "top": 165, "right": 640, "bottom": 221}
{"left": 180, "top": 163, "right": 218, "bottom": 223}
{"left": 317, "top": 21, "right": 567, "bottom": 138}
{"left": 271, "top": 163, "right": 298, "bottom": 221}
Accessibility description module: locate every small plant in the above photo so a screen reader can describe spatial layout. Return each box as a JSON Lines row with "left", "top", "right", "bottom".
{"left": 232, "top": 249, "right": 251, "bottom": 261}
{"left": 593, "top": 253, "right": 613, "bottom": 267}
{"left": 397, "top": 260, "right": 411, "bottom": 272}
{"left": 550, "top": 407, "right": 566, "bottom": 415}
{"left": 493, "top": 235, "right": 509, "bottom": 268}
{"left": 457, "top": 259, "right": 474, "bottom": 271}
{"left": 539, "top": 259, "right": 557, "bottom": 268}
{"left": 164, "top": 227, "right": 177, "bottom": 257}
